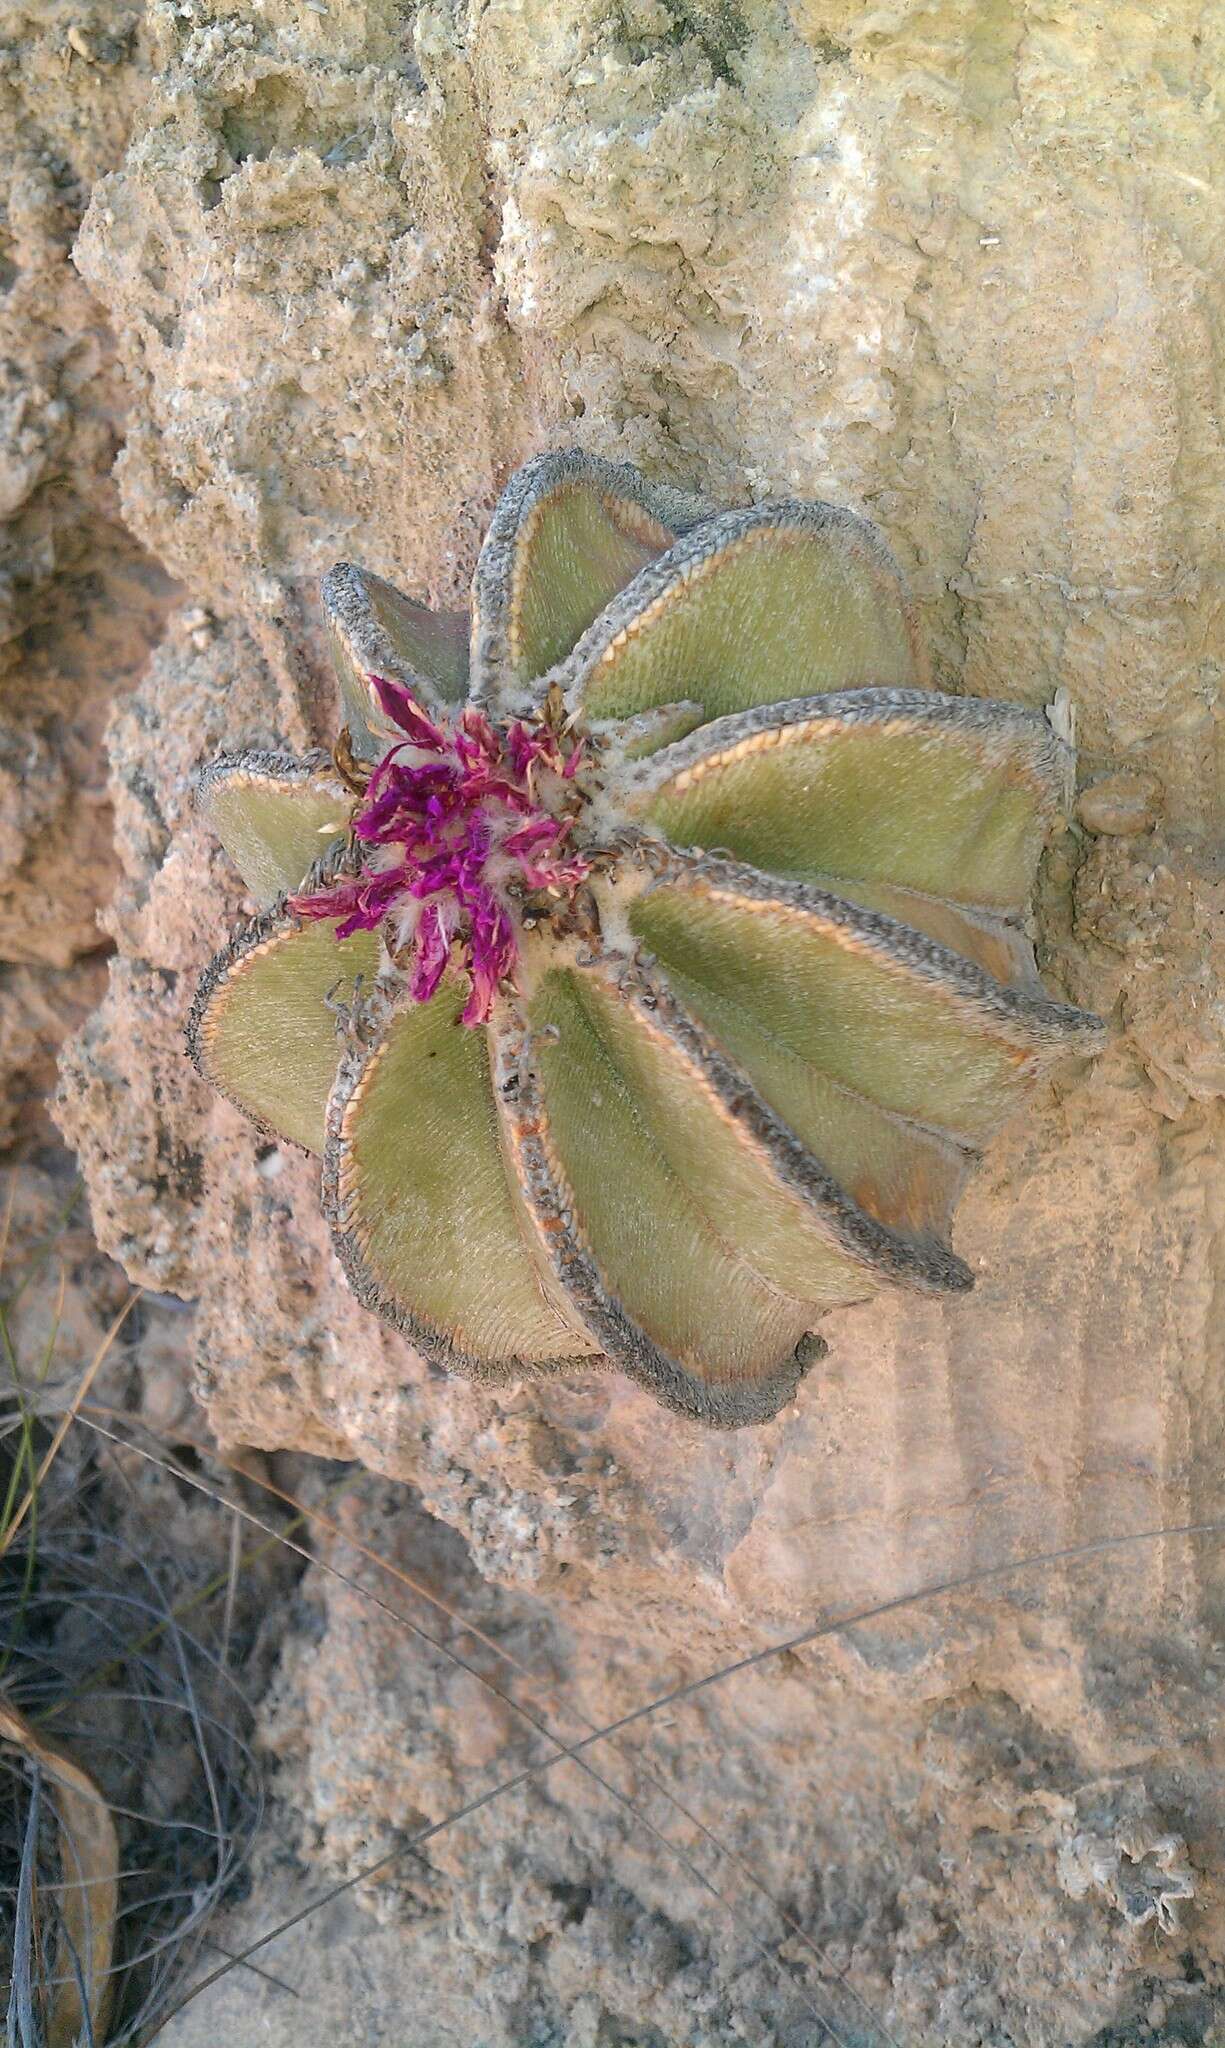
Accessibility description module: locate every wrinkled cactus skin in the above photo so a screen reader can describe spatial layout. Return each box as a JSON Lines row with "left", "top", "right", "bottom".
{"left": 186, "top": 451, "right": 1103, "bottom": 1426}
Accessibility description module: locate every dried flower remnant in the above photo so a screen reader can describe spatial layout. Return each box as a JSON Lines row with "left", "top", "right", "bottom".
{"left": 187, "top": 451, "right": 1104, "bottom": 1426}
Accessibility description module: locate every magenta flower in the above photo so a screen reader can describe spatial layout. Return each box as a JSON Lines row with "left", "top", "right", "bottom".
{"left": 287, "top": 677, "right": 588, "bottom": 1024}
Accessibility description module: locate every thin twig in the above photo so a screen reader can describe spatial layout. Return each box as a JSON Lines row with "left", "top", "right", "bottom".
{"left": 219, "top": 1509, "right": 242, "bottom": 1677}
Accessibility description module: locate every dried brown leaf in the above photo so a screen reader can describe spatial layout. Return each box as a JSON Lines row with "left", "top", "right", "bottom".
{"left": 0, "top": 1702, "right": 119, "bottom": 2047}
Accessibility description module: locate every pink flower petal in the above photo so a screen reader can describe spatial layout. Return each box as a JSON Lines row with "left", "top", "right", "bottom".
{"left": 409, "top": 902, "right": 450, "bottom": 1002}
{"left": 312, "top": 689, "right": 591, "bottom": 1025}
{"left": 370, "top": 675, "right": 448, "bottom": 750}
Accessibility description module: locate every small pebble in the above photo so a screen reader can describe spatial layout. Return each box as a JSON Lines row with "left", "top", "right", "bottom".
{"left": 1076, "top": 771, "right": 1161, "bottom": 836}
{"left": 140, "top": 1360, "right": 192, "bottom": 1436}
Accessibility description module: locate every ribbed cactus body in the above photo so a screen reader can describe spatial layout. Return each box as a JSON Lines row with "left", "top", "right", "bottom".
{"left": 188, "top": 453, "right": 1103, "bottom": 1424}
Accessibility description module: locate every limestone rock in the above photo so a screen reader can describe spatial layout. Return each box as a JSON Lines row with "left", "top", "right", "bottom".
{"left": 0, "top": 1, "right": 177, "bottom": 966}
{"left": 42, "top": 1, "right": 1225, "bottom": 2038}
{"left": 1076, "top": 771, "right": 1163, "bottom": 838}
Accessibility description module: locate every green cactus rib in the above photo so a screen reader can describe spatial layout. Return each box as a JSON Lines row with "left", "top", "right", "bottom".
{"left": 551, "top": 500, "right": 924, "bottom": 735}
{"left": 195, "top": 750, "right": 353, "bottom": 904}
{"left": 626, "top": 853, "right": 1102, "bottom": 1154}
{"left": 321, "top": 984, "right": 599, "bottom": 1377}
{"left": 469, "top": 447, "right": 716, "bottom": 704}
{"left": 186, "top": 892, "right": 379, "bottom": 1156}
{"left": 618, "top": 687, "right": 1071, "bottom": 913}
{"left": 186, "top": 448, "right": 1106, "bottom": 1426}
{"left": 637, "top": 850, "right": 1103, "bottom": 1047}
{"left": 490, "top": 995, "right": 818, "bottom": 1428}
{"left": 322, "top": 561, "right": 470, "bottom": 754}
{"left": 581, "top": 960, "right": 976, "bottom": 1291}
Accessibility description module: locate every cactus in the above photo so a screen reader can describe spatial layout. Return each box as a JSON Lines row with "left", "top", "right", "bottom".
{"left": 187, "top": 452, "right": 1103, "bottom": 1426}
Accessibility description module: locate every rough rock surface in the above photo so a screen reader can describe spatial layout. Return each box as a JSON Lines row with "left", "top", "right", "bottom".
{"left": 31, "top": 0, "right": 1225, "bottom": 2039}
{"left": 0, "top": 2, "right": 178, "bottom": 968}
{"left": 149, "top": 1472, "right": 1225, "bottom": 2048}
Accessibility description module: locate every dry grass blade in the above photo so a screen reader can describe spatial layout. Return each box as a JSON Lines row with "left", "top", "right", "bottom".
{"left": 0, "top": 1290, "right": 143, "bottom": 1562}
{"left": 7, "top": 1764, "right": 39, "bottom": 2047}
{"left": 0, "top": 1180, "right": 261, "bottom": 2040}
{"left": 0, "top": 1171, "right": 17, "bottom": 1277}
{"left": 218, "top": 1511, "right": 242, "bottom": 1677}
{"left": 0, "top": 1703, "right": 120, "bottom": 2048}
